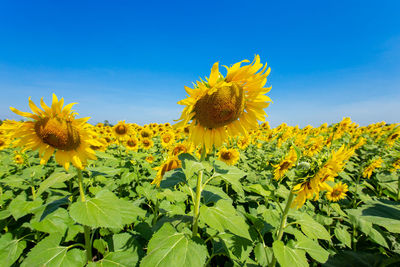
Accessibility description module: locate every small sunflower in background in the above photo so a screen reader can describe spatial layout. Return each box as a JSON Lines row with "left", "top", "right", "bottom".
{"left": 0, "top": 137, "right": 9, "bottom": 151}
{"left": 160, "top": 131, "right": 175, "bottom": 147}
{"left": 113, "top": 120, "right": 131, "bottom": 138}
{"left": 217, "top": 147, "right": 240, "bottom": 166}
{"left": 139, "top": 128, "right": 153, "bottom": 139}
{"left": 169, "top": 142, "right": 192, "bottom": 157}
{"left": 237, "top": 135, "right": 250, "bottom": 150}
{"left": 9, "top": 94, "right": 97, "bottom": 170}
{"left": 325, "top": 182, "right": 348, "bottom": 202}
{"left": 362, "top": 157, "right": 383, "bottom": 179}
{"left": 175, "top": 55, "right": 272, "bottom": 152}
{"left": 13, "top": 152, "right": 25, "bottom": 165}
{"left": 145, "top": 154, "right": 154, "bottom": 164}
{"left": 125, "top": 137, "right": 139, "bottom": 151}
{"left": 141, "top": 138, "right": 154, "bottom": 150}
{"left": 273, "top": 147, "right": 297, "bottom": 180}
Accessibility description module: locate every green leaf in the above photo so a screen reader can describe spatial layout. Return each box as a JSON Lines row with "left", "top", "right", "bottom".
{"left": 199, "top": 200, "right": 251, "bottom": 240}
{"left": 212, "top": 232, "right": 253, "bottom": 264}
{"left": 0, "top": 233, "right": 27, "bottom": 267}
{"left": 213, "top": 160, "right": 246, "bottom": 196}
{"left": 21, "top": 234, "right": 85, "bottom": 267}
{"left": 70, "top": 190, "right": 145, "bottom": 228}
{"left": 119, "top": 171, "right": 137, "bottom": 185}
{"left": 30, "top": 208, "right": 73, "bottom": 234}
{"left": 88, "top": 166, "right": 122, "bottom": 177}
{"left": 179, "top": 153, "right": 205, "bottom": 180}
{"left": 292, "top": 213, "right": 331, "bottom": 241}
{"left": 8, "top": 193, "right": 43, "bottom": 220}
{"left": 292, "top": 234, "right": 329, "bottom": 263}
{"left": 244, "top": 184, "right": 271, "bottom": 197}
{"left": 140, "top": 224, "right": 208, "bottom": 267}
{"left": 334, "top": 226, "right": 352, "bottom": 248}
{"left": 272, "top": 240, "right": 308, "bottom": 267}
{"left": 347, "top": 209, "right": 389, "bottom": 248}
{"left": 36, "top": 172, "right": 73, "bottom": 196}
{"left": 254, "top": 243, "right": 272, "bottom": 266}
{"left": 350, "top": 199, "right": 400, "bottom": 233}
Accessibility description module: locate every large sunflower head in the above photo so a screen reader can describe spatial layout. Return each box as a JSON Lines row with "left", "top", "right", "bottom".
{"left": 9, "top": 94, "right": 97, "bottom": 170}
{"left": 175, "top": 55, "right": 272, "bottom": 152}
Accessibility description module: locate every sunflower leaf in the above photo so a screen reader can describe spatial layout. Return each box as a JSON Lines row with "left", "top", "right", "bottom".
{"left": 69, "top": 190, "right": 145, "bottom": 228}
{"left": 140, "top": 223, "right": 208, "bottom": 267}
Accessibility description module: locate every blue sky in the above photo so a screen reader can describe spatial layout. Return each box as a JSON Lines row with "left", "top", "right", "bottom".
{"left": 1, "top": 0, "right": 399, "bottom": 127}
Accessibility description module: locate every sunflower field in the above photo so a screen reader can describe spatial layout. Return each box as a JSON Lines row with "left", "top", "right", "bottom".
{"left": 1, "top": 57, "right": 400, "bottom": 267}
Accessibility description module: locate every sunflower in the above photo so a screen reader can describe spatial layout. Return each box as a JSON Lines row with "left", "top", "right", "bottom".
{"left": 160, "top": 131, "right": 175, "bottom": 147}
{"left": 139, "top": 128, "right": 153, "bottom": 139}
{"left": 272, "top": 147, "right": 297, "bottom": 181}
{"left": 175, "top": 55, "right": 272, "bottom": 152}
{"left": 0, "top": 137, "right": 9, "bottom": 151}
{"left": 145, "top": 154, "right": 154, "bottom": 163}
{"left": 291, "top": 176, "right": 320, "bottom": 209}
{"left": 141, "top": 138, "right": 154, "bottom": 150}
{"left": 363, "top": 157, "right": 383, "bottom": 178}
{"left": 113, "top": 120, "right": 130, "bottom": 138}
{"left": 217, "top": 147, "right": 240, "bottom": 166}
{"left": 325, "top": 182, "right": 348, "bottom": 202}
{"left": 237, "top": 135, "right": 250, "bottom": 150}
{"left": 392, "top": 159, "right": 400, "bottom": 171}
{"left": 9, "top": 94, "right": 97, "bottom": 170}
{"left": 169, "top": 142, "right": 192, "bottom": 157}
{"left": 14, "top": 153, "right": 25, "bottom": 165}
{"left": 125, "top": 137, "right": 139, "bottom": 151}
{"left": 151, "top": 157, "right": 181, "bottom": 187}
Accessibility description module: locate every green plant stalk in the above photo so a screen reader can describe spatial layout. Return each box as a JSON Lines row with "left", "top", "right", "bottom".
{"left": 192, "top": 169, "right": 203, "bottom": 237}
{"left": 77, "top": 169, "right": 92, "bottom": 262}
{"left": 397, "top": 174, "right": 400, "bottom": 201}
{"left": 31, "top": 186, "right": 36, "bottom": 200}
{"left": 192, "top": 145, "right": 206, "bottom": 237}
{"left": 270, "top": 190, "right": 295, "bottom": 267}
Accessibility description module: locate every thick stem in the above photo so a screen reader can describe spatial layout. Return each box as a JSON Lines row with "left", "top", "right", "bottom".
{"left": 397, "top": 175, "right": 400, "bottom": 201}
{"left": 31, "top": 186, "right": 36, "bottom": 200}
{"left": 192, "top": 169, "right": 203, "bottom": 237}
{"left": 77, "top": 169, "right": 92, "bottom": 262}
{"left": 270, "top": 190, "right": 295, "bottom": 267}
{"left": 192, "top": 145, "right": 206, "bottom": 237}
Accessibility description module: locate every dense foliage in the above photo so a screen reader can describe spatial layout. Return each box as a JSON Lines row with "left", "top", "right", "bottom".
{"left": 0, "top": 118, "right": 400, "bottom": 267}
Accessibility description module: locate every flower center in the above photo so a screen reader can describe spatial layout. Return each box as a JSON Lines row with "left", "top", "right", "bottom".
{"left": 115, "top": 124, "right": 128, "bottom": 135}
{"left": 34, "top": 118, "right": 81, "bottom": 151}
{"left": 0, "top": 139, "right": 4, "bottom": 146}
{"left": 194, "top": 83, "right": 245, "bottom": 129}
{"left": 143, "top": 140, "right": 151, "bottom": 147}
{"left": 127, "top": 139, "right": 137, "bottom": 147}
{"left": 221, "top": 151, "right": 232, "bottom": 160}
{"left": 280, "top": 161, "right": 291, "bottom": 170}
{"left": 141, "top": 131, "right": 151, "bottom": 138}
{"left": 330, "top": 190, "right": 341, "bottom": 198}
{"left": 163, "top": 136, "right": 171, "bottom": 143}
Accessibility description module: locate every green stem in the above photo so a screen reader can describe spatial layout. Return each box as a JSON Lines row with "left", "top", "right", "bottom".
{"left": 397, "top": 174, "right": 400, "bottom": 201}
{"left": 77, "top": 169, "right": 92, "bottom": 262}
{"left": 31, "top": 186, "right": 36, "bottom": 200}
{"left": 270, "top": 190, "right": 295, "bottom": 267}
{"left": 352, "top": 223, "right": 357, "bottom": 251}
{"left": 192, "top": 169, "right": 203, "bottom": 237}
{"left": 192, "top": 145, "right": 206, "bottom": 238}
